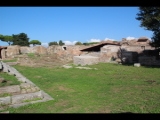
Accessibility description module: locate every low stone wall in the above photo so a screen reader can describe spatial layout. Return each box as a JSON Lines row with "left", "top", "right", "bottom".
{"left": 73, "top": 56, "right": 99, "bottom": 66}
{"left": 5, "top": 45, "right": 20, "bottom": 58}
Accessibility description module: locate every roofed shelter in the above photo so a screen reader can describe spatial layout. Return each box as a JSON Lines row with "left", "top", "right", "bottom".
{"left": 137, "top": 37, "right": 150, "bottom": 42}
{"left": 80, "top": 42, "right": 120, "bottom": 52}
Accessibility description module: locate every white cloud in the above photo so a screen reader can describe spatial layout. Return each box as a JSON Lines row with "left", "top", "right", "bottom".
{"left": 126, "top": 36, "right": 137, "bottom": 40}
{"left": 148, "top": 38, "right": 151, "bottom": 41}
{"left": 63, "top": 41, "right": 78, "bottom": 45}
{"left": 41, "top": 42, "right": 49, "bottom": 47}
{"left": 29, "top": 44, "right": 33, "bottom": 47}
{"left": 104, "top": 38, "right": 115, "bottom": 41}
{"left": 87, "top": 39, "right": 101, "bottom": 43}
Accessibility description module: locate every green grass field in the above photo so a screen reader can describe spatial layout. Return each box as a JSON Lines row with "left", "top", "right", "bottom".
{"left": 0, "top": 72, "right": 20, "bottom": 87}
{"left": 2, "top": 63, "right": 160, "bottom": 113}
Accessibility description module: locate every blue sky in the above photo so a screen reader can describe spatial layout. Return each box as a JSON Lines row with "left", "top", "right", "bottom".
{"left": 1, "top": 7, "right": 153, "bottom": 47}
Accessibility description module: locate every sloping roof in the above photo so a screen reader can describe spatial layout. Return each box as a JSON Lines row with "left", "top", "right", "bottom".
{"left": 80, "top": 42, "right": 120, "bottom": 51}
{"left": 138, "top": 37, "right": 148, "bottom": 40}
{"left": 137, "top": 37, "right": 149, "bottom": 42}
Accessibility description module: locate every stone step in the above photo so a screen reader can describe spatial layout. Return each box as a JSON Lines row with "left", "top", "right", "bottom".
{"left": 0, "top": 85, "right": 21, "bottom": 95}
{"left": 0, "top": 61, "right": 54, "bottom": 110}
{"left": 11, "top": 91, "right": 43, "bottom": 104}
{"left": 0, "top": 96, "right": 11, "bottom": 106}
{"left": 0, "top": 91, "right": 43, "bottom": 107}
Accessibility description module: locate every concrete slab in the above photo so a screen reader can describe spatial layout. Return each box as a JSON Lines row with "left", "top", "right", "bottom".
{"left": 134, "top": 63, "right": 141, "bottom": 67}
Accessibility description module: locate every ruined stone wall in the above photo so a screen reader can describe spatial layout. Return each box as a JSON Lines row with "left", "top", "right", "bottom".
{"left": 20, "top": 46, "right": 47, "bottom": 55}
{"left": 73, "top": 56, "right": 99, "bottom": 66}
{"left": 20, "top": 46, "right": 32, "bottom": 54}
{"left": 47, "top": 45, "right": 87, "bottom": 61}
{"left": 6, "top": 45, "right": 20, "bottom": 58}
{"left": 100, "top": 45, "right": 120, "bottom": 62}
{"left": 80, "top": 52, "right": 101, "bottom": 57}
{"left": 31, "top": 46, "right": 47, "bottom": 54}
{"left": 2, "top": 45, "right": 88, "bottom": 61}
{"left": 121, "top": 45, "right": 154, "bottom": 53}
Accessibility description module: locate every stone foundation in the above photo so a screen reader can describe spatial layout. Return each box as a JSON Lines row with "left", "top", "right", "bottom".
{"left": 73, "top": 56, "right": 99, "bottom": 66}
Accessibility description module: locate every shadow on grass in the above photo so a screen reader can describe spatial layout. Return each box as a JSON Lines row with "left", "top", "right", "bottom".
{"left": 141, "top": 65, "right": 160, "bottom": 68}
{"left": 116, "top": 62, "right": 160, "bottom": 68}
{"left": 121, "top": 63, "right": 134, "bottom": 66}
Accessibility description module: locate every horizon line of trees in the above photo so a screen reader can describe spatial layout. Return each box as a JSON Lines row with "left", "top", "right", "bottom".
{"left": 0, "top": 33, "right": 41, "bottom": 46}
{"left": 0, "top": 33, "right": 100, "bottom": 47}
{"left": 48, "top": 41, "right": 100, "bottom": 46}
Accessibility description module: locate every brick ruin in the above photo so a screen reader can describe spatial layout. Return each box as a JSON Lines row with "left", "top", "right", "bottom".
{"left": 75, "top": 37, "right": 160, "bottom": 66}
{"left": 0, "top": 36, "right": 159, "bottom": 66}
{"left": 0, "top": 45, "right": 87, "bottom": 61}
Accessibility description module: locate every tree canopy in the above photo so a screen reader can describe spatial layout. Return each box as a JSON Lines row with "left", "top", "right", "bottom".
{"left": 49, "top": 40, "right": 65, "bottom": 46}
{"left": 75, "top": 41, "right": 82, "bottom": 45}
{"left": 29, "top": 40, "right": 41, "bottom": 46}
{"left": 12, "top": 33, "right": 30, "bottom": 46}
{"left": 136, "top": 7, "right": 160, "bottom": 47}
{"left": 48, "top": 41, "right": 58, "bottom": 46}
{"left": 83, "top": 42, "right": 99, "bottom": 46}
{"left": 0, "top": 34, "right": 13, "bottom": 45}
{"left": 59, "top": 40, "right": 64, "bottom": 46}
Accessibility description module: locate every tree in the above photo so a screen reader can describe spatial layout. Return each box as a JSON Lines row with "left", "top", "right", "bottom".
{"left": 88, "top": 42, "right": 99, "bottom": 45}
{"left": 83, "top": 42, "right": 89, "bottom": 46}
{"left": 0, "top": 34, "right": 13, "bottom": 45}
{"left": 136, "top": 7, "right": 160, "bottom": 48}
{"left": 29, "top": 40, "right": 41, "bottom": 46}
{"left": 48, "top": 41, "right": 58, "bottom": 46}
{"left": 12, "top": 33, "right": 29, "bottom": 46}
{"left": 75, "top": 41, "right": 82, "bottom": 45}
{"left": 59, "top": 40, "right": 64, "bottom": 46}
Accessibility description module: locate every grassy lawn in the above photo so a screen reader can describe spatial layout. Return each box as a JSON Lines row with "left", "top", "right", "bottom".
{"left": 0, "top": 72, "right": 20, "bottom": 87}
{"left": 3, "top": 63, "right": 160, "bottom": 113}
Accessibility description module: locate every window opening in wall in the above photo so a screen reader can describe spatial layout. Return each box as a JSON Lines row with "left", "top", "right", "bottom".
{"left": 141, "top": 46, "right": 145, "bottom": 50}
{"left": 63, "top": 47, "right": 67, "bottom": 50}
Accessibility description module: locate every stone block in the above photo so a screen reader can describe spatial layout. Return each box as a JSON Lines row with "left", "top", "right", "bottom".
{"left": 0, "top": 96, "right": 11, "bottom": 105}
{"left": 134, "top": 63, "right": 141, "bottom": 67}
{"left": 20, "top": 83, "right": 31, "bottom": 89}
{"left": 11, "top": 91, "right": 43, "bottom": 104}
{"left": 0, "top": 85, "right": 21, "bottom": 95}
